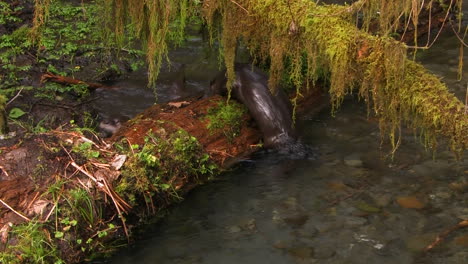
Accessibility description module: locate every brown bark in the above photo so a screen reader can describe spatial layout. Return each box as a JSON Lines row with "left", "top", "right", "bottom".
{"left": 40, "top": 72, "right": 115, "bottom": 90}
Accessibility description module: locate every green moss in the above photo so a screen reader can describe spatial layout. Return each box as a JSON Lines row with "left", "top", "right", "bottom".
{"left": 117, "top": 128, "right": 218, "bottom": 208}
{"left": 206, "top": 101, "right": 246, "bottom": 141}
{"left": 202, "top": 0, "right": 468, "bottom": 155}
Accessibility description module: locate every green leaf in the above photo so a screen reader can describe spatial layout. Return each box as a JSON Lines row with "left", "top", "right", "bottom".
{"left": 9, "top": 107, "right": 26, "bottom": 119}
{"left": 55, "top": 231, "right": 64, "bottom": 238}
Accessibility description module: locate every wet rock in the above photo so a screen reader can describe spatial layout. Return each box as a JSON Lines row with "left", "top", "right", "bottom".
{"left": 345, "top": 216, "right": 368, "bottom": 227}
{"left": 313, "top": 245, "right": 336, "bottom": 259}
{"left": 314, "top": 219, "right": 344, "bottom": 233}
{"left": 405, "top": 233, "right": 437, "bottom": 252}
{"left": 227, "top": 225, "right": 242, "bottom": 233}
{"left": 287, "top": 246, "right": 315, "bottom": 259}
{"left": 376, "top": 238, "right": 406, "bottom": 257}
{"left": 444, "top": 251, "right": 468, "bottom": 263}
{"left": 452, "top": 207, "right": 468, "bottom": 220}
{"left": 273, "top": 240, "right": 289, "bottom": 249}
{"left": 282, "top": 196, "right": 299, "bottom": 209}
{"left": 372, "top": 193, "right": 392, "bottom": 207}
{"left": 396, "top": 196, "right": 425, "bottom": 209}
{"left": 355, "top": 201, "right": 381, "bottom": 213}
{"left": 448, "top": 180, "right": 468, "bottom": 192}
{"left": 344, "top": 154, "right": 363, "bottom": 168}
{"left": 433, "top": 190, "right": 452, "bottom": 200}
{"left": 239, "top": 218, "right": 256, "bottom": 232}
{"left": 284, "top": 214, "right": 309, "bottom": 228}
{"left": 300, "top": 221, "right": 319, "bottom": 238}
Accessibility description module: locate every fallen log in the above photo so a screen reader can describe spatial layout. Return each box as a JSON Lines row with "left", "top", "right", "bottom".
{"left": 40, "top": 72, "right": 116, "bottom": 90}
{"left": 111, "top": 95, "right": 262, "bottom": 168}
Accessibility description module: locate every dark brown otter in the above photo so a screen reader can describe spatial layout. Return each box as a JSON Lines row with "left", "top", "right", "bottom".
{"left": 207, "top": 63, "right": 296, "bottom": 148}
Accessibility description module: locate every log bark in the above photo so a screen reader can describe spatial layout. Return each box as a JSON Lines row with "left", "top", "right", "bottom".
{"left": 40, "top": 72, "right": 115, "bottom": 90}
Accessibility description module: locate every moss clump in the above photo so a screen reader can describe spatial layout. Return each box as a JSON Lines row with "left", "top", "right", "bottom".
{"left": 116, "top": 128, "right": 218, "bottom": 209}
{"left": 206, "top": 101, "right": 246, "bottom": 141}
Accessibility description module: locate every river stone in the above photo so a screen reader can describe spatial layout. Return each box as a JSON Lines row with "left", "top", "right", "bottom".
{"left": 227, "top": 225, "right": 242, "bottom": 233}
{"left": 287, "top": 246, "right": 315, "bottom": 259}
{"left": 433, "top": 190, "right": 452, "bottom": 200}
{"left": 345, "top": 216, "right": 368, "bottom": 227}
{"left": 453, "top": 207, "right": 468, "bottom": 220}
{"left": 405, "top": 233, "right": 437, "bottom": 252}
{"left": 344, "top": 154, "right": 363, "bottom": 167}
{"left": 284, "top": 214, "right": 309, "bottom": 228}
{"left": 314, "top": 220, "right": 344, "bottom": 233}
{"left": 313, "top": 245, "right": 336, "bottom": 259}
{"left": 372, "top": 193, "right": 392, "bottom": 207}
{"left": 396, "top": 196, "right": 425, "bottom": 209}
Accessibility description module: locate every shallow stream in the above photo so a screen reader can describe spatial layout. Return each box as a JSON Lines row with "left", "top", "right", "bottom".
{"left": 94, "top": 7, "right": 468, "bottom": 264}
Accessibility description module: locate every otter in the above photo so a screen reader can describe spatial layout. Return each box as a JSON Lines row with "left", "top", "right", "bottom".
{"left": 207, "top": 63, "right": 296, "bottom": 148}
{"left": 98, "top": 118, "right": 122, "bottom": 138}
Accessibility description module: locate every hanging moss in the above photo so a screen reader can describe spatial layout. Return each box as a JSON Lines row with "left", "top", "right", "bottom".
{"left": 31, "top": 0, "right": 467, "bottom": 154}
{"left": 200, "top": 0, "right": 466, "bottom": 154}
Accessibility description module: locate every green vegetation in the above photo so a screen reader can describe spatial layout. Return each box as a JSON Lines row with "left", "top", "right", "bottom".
{"left": 0, "top": 0, "right": 144, "bottom": 102}
{"left": 117, "top": 128, "right": 217, "bottom": 207}
{"left": 27, "top": 0, "right": 467, "bottom": 154}
{"left": 0, "top": 221, "right": 64, "bottom": 264}
{"left": 206, "top": 101, "right": 246, "bottom": 141}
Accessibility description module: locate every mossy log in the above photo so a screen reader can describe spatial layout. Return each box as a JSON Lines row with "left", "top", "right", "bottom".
{"left": 110, "top": 95, "right": 262, "bottom": 168}
{"left": 201, "top": 0, "right": 467, "bottom": 154}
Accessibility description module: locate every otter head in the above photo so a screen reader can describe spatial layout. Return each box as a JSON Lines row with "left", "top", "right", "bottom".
{"left": 98, "top": 118, "right": 122, "bottom": 138}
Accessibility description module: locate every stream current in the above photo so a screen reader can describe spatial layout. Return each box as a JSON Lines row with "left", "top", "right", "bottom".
{"left": 94, "top": 9, "right": 468, "bottom": 264}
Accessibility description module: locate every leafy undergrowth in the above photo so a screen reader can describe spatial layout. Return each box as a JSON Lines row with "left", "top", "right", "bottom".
{"left": 0, "top": 107, "right": 223, "bottom": 263}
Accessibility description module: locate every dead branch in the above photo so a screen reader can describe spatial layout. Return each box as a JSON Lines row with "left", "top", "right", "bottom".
{"left": 425, "top": 219, "right": 468, "bottom": 251}
{"left": 40, "top": 72, "right": 116, "bottom": 90}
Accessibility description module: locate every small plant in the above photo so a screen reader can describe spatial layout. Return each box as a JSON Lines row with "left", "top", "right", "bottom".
{"left": 65, "top": 188, "right": 102, "bottom": 227}
{"left": 72, "top": 141, "right": 100, "bottom": 159}
{"left": 117, "top": 129, "right": 217, "bottom": 206}
{"left": 206, "top": 101, "right": 246, "bottom": 141}
{"left": 0, "top": 221, "right": 64, "bottom": 264}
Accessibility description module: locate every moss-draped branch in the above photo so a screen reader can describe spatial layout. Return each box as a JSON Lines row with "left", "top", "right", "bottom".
{"left": 32, "top": 0, "right": 467, "bottom": 154}
{"left": 200, "top": 0, "right": 467, "bottom": 155}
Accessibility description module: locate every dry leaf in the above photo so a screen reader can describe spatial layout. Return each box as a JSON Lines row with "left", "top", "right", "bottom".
{"left": 396, "top": 196, "right": 425, "bottom": 209}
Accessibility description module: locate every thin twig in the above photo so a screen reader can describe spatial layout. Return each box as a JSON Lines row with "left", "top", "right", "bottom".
{"left": 0, "top": 198, "right": 31, "bottom": 222}
{"left": 25, "top": 191, "right": 40, "bottom": 211}
{"left": 450, "top": 21, "right": 468, "bottom": 47}
{"left": 6, "top": 87, "right": 24, "bottom": 106}
{"left": 406, "top": 0, "right": 454, "bottom": 49}
{"left": 425, "top": 220, "right": 468, "bottom": 251}
{"left": 230, "top": 0, "right": 249, "bottom": 14}
{"left": 0, "top": 165, "right": 9, "bottom": 178}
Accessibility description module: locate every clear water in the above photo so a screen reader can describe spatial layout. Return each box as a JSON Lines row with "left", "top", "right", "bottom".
{"left": 97, "top": 7, "right": 468, "bottom": 264}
